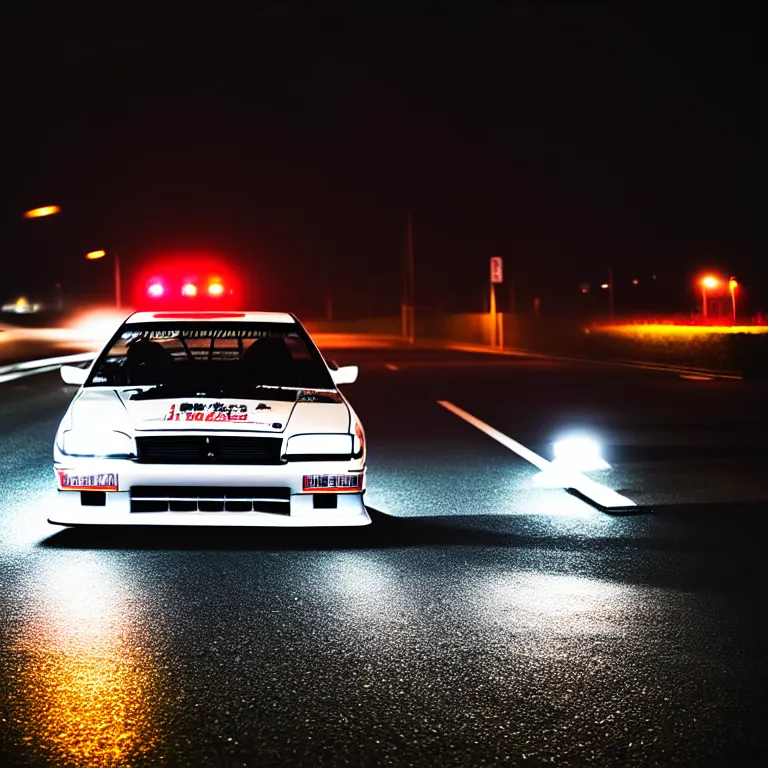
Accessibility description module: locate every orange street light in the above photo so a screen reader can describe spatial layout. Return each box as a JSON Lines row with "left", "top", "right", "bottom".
{"left": 700, "top": 275, "right": 720, "bottom": 319}
{"left": 85, "top": 250, "right": 121, "bottom": 308}
{"left": 23, "top": 205, "right": 61, "bottom": 219}
{"left": 729, "top": 277, "right": 738, "bottom": 324}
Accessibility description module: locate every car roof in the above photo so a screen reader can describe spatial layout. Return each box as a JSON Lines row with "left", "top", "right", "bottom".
{"left": 124, "top": 311, "right": 296, "bottom": 324}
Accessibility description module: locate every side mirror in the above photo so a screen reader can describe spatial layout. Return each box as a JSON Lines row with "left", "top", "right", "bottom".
{"left": 60, "top": 365, "right": 88, "bottom": 386}
{"left": 331, "top": 365, "right": 358, "bottom": 386}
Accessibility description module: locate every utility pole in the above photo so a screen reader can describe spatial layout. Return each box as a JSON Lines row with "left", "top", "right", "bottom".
{"left": 402, "top": 211, "right": 415, "bottom": 343}
{"left": 325, "top": 255, "right": 333, "bottom": 322}
{"left": 114, "top": 252, "right": 122, "bottom": 309}
{"left": 607, "top": 265, "right": 615, "bottom": 322}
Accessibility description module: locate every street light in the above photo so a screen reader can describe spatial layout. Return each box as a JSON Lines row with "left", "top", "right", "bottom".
{"left": 86, "top": 250, "right": 121, "bottom": 309}
{"left": 23, "top": 205, "right": 64, "bottom": 308}
{"left": 23, "top": 205, "right": 61, "bottom": 219}
{"left": 729, "top": 277, "right": 738, "bottom": 324}
{"left": 700, "top": 275, "right": 719, "bottom": 320}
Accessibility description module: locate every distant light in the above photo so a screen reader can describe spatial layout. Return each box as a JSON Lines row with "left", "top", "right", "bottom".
{"left": 181, "top": 283, "right": 197, "bottom": 297}
{"left": 552, "top": 436, "right": 610, "bottom": 472}
{"left": 600, "top": 283, "right": 609, "bottom": 290}
{"left": 1, "top": 296, "right": 40, "bottom": 314}
{"left": 631, "top": 278, "right": 639, "bottom": 285}
{"left": 701, "top": 275, "right": 719, "bottom": 289}
{"left": 147, "top": 283, "right": 164, "bottom": 297}
{"left": 606, "top": 323, "right": 768, "bottom": 337}
{"left": 68, "top": 308, "right": 127, "bottom": 344}
{"left": 85, "top": 250, "right": 107, "bottom": 260}
{"left": 23, "top": 205, "right": 61, "bottom": 219}
{"left": 208, "top": 282, "right": 224, "bottom": 296}
{"left": 729, "top": 278, "right": 738, "bottom": 291}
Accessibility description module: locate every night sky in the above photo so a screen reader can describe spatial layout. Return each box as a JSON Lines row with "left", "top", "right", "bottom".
{"left": 1, "top": 3, "right": 763, "bottom": 317}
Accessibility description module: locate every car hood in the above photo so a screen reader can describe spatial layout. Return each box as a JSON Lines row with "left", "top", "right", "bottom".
{"left": 63, "top": 389, "right": 351, "bottom": 435}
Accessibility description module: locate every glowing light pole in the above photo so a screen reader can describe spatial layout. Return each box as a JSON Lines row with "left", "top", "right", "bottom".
{"left": 700, "top": 275, "right": 719, "bottom": 320}
{"left": 86, "top": 250, "right": 121, "bottom": 309}
{"left": 23, "top": 205, "right": 63, "bottom": 308}
{"left": 729, "top": 277, "right": 738, "bottom": 324}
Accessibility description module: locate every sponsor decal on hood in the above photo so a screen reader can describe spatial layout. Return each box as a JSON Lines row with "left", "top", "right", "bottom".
{"left": 66, "top": 389, "right": 350, "bottom": 436}
{"left": 120, "top": 395, "right": 295, "bottom": 432}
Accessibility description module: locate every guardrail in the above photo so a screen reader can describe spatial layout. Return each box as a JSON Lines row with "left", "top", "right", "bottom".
{"left": 0, "top": 352, "right": 95, "bottom": 385}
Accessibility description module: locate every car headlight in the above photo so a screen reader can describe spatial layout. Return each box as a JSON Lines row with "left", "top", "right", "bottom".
{"left": 60, "top": 429, "right": 135, "bottom": 458}
{"left": 284, "top": 434, "right": 353, "bottom": 460}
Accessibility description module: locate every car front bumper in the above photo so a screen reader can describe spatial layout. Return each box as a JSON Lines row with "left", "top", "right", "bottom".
{"left": 50, "top": 458, "right": 369, "bottom": 527}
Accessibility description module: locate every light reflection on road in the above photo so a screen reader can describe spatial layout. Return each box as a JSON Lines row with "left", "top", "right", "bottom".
{"left": 9, "top": 554, "right": 162, "bottom": 766}
{"left": 475, "top": 571, "right": 638, "bottom": 637}
{"left": 312, "top": 552, "right": 407, "bottom": 630}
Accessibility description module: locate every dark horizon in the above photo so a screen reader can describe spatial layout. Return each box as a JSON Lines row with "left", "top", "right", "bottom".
{"left": 1, "top": 4, "right": 763, "bottom": 317}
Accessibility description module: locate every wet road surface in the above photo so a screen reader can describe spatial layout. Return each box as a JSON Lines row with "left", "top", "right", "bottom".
{"left": 1, "top": 342, "right": 766, "bottom": 766}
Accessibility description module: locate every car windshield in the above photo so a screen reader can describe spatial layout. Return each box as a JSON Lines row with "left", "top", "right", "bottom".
{"left": 86, "top": 322, "right": 335, "bottom": 391}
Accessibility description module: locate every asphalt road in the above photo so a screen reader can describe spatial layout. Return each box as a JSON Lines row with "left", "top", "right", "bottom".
{"left": 1, "top": 341, "right": 767, "bottom": 766}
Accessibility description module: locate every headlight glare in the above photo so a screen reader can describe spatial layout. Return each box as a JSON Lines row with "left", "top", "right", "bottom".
{"left": 284, "top": 434, "right": 353, "bottom": 458}
{"left": 61, "top": 429, "right": 135, "bottom": 458}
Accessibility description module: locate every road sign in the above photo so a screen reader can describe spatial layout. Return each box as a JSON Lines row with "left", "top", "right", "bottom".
{"left": 490, "top": 256, "right": 503, "bottom": 284}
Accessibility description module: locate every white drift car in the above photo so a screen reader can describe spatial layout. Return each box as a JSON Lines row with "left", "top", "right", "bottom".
{"left": 51, "top": 311, "right": 369, "bottom": 527}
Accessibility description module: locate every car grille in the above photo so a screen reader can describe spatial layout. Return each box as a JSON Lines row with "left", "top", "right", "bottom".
{"left": 130, "top": 485, "right": 291, "bottom": 514}
{"left": 135, "top": 436, "right": 283, "bottom": 465}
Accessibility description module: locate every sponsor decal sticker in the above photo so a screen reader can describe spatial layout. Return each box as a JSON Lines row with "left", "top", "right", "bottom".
{"left": 166, "top": 401, "right": 270, "bottom": 422}
{"left": 139, "top": 400, "right": 277, "bottom": 425}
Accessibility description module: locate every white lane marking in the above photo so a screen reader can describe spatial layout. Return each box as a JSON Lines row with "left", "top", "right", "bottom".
{"left": 679, "top": 374, "right": 714, "bottom": 381}
{"left": 385, "top": 363, "right": 399, "bottom": 371}
{"left": 437, "top": 400, "right": 636, "bottom": 510}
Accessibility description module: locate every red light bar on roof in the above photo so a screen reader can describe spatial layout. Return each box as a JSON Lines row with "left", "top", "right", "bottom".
{"left": 151, "top": 312, "right": 247, "bottom": 319}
